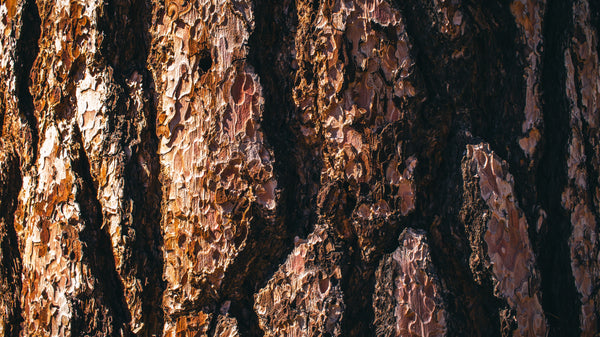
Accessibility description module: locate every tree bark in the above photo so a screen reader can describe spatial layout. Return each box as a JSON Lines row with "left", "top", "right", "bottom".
{"left": 0, "top": 0, "right": 598, "bottom": 336}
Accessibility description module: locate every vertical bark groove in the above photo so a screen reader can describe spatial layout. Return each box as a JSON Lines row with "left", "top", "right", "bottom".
{"left": 218, "top": 1, "right": 301, "bottom": 335}
{"left": 0, "top": 150, "right": 23, "bottom": 337}
{"left": 70, "top": 124, "right": 132, "bottom": 335}
{"left": 538, "top": 0, "right": 581, "bottom": 335}
{"left": 0, "top": 0, "right": 40, "bottom": 334}
{"left": 391, "top": 2, "right": 499, "bottom": 336}
{"left": 14, "top": 0, "right": 40, "bottom": 162}
{"left": 99, "top": 0, "right": 166, "bottom": 333}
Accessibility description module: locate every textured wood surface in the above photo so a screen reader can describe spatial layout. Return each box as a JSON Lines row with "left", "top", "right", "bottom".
{"left": 0, "top": 0, "right": 599, "bottom": 336}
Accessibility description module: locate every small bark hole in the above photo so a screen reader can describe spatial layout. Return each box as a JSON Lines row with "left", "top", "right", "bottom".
{"left": 198, "top": 49, "right": 212, "bottom": 73}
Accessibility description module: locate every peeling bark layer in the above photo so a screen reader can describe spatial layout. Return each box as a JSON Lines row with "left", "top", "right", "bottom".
{"left": 373, "top": 228, "right": 447, "bottom": 337}
{"left": 255, "top": 225, "right": 345, "bottom": 336}
{"left": 1, "top": 0, "right": 599, "bottom": 336}
{"left": 462, "top": 143, "right": 546, "bottom": 337}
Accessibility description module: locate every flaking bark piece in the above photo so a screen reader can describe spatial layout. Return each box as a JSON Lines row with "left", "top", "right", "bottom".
{"left": 511, "top": 0, "right": 545, "bottom": 157}
{"left": 212, "top": 314, "right": 239, "bottom": 337}
{"left": 373, "top": 227, "right": 447, "bottom": 337}
{"left": 163, "top": 311, "right": 211, "bottom": 337}
{"left": 254, "top": 225, "right": 345, "bottom": 336}
{"left": 293, "top": 0, "right": 421, "bottom": 182}
{"left": 462, "top": 143, "right": 547, "bottom": 337}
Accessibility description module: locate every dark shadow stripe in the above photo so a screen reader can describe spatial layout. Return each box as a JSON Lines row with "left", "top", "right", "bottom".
{"left": 0, "top": 151, "right": 24, "bottom": 337}
{"left": 14, "top": 0, "right": 40, "bottom": 163}
{"left": 71, "top": 124, "right": 132, "bottom": 336}
{"left": 215, "top": 0, "right": 306, "bottom": 335}
{"left": 536, "top": 0, "right": 581, "bottom": 337}
{"left": 99, "top": 0, "right": 167, "bottom": 334}
{"left": 538, "top": 0, "right": 582, "bottom": 336}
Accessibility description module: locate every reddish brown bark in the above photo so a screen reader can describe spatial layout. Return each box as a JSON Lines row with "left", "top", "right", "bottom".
{"left": 0, "top": 0, "right": 598, "bottom": 336}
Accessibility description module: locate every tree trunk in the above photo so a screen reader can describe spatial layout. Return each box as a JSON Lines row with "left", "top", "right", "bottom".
{"left": 0, "top": 0, "right": 598, "bottom": 336}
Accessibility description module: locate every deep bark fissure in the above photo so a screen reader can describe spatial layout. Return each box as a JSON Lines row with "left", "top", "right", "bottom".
{"left": 389, "top": 3, "right": 489, "bottom": 336}
{"left": 339, "top": 238, "right": 378, "bottom": 337}
{"left": 1, "top": 1, "right": 41, "bottom": 334}
{"left": 390, "top": 1, "right": 443, "bottom": 99}
{"left": 537, "top": 0, "right": 581, "bottom": 335}
{"left": 101, "top": 0, "right": 150, "bottom": 77}
{"left": 14, "top": 0, "right": 41, "bottom": 162}
{"left": 339, "top": 127, "right": 419, "bottom": 337}
{"left": 71, "top": 125, "right": 132, "bottom": 336}
{"left": 429, "top": 128, "right": 505, "bottom": 337}
{"left": 247, "top": 0, "right": 306, "bottom": 247}
{"left": 465, "top": 7, "right": 553, "bottom": 333}
{"left": 139, "top": 3, "right": 167, "bottom": 335}
{"left": 100, "top": 0, "right": 166, "bottom": 334}
{"left": 210, "top": 1, "right": 306, "bottom": 335}
{"left": 216, "top": 212, "right": 272, "bottom": 337}
{"left": 393, "top": 1, "right": 531, "bottom": 335}
{"left": 135, "top": 59, "right": 166, "bottom": 337}
{"left": 317, "top": 2, "right": 438, "bottom": 335}
{"left": 463, "top": 1, "right": 527, "bottom": 164}
{"left": 0, "top": 152, "right": 24, "bottom": 337}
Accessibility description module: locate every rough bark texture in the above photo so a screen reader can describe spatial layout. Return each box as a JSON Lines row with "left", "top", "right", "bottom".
{"left": 0, "top": 0, "right": 599, "bottom": 336}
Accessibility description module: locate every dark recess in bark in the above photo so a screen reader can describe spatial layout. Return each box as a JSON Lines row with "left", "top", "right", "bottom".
{"left": 14, "top": 0, "right": 40, "bottom": 161}
{"left": 538, "top": 0, "right": 581, "bottom": 336}
{"left": 215, "top": 0, "right": 304, "bottom": 335}
{"left": 1, "top": 1, "right": 41, "bottom": 334}
{"left": 70, "top": 125, "right": 132, "bottom": 336}
{"left": 434, "top": 129, "right": 506, "bottom": 336}
{"left": 0, "top": 152, "right": 24, "bottom": 337}
{"left": 391, "top": 1, "right": 533, "bottom": 336}
{"left": 100, "top": 0, "right": 166, "bottom": 334}
{"left": 338, "top": 125, "right": 416, "bottom": 337}
{"left": 465, "top": 1, "right": 544, "bottom": 250}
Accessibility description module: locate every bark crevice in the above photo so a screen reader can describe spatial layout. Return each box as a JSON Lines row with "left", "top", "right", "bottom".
{"left": 538, "top": 0, "right": 581, "bottom": 335}
{"left": 214, "top": 1, "right": 303, "bottom": 335}
{"left": 99, "top": 0, "right": 166, "bottom": 334}
{"left": 70, "top": 125, "right": 132, "bottom": 336}
{"left": 393, "top": 1, "right": 531, "bottom": 336}
{"left": 429, "top": 130, "right": 505, "bottom": 337}
{"left": 339, "top": 237, "right": 377, "bottom": 336}
{"left": 0, "top": 151, "right": 24, "bottom": 337}
{"left": 14, "top": 0, "right": 40, "bottom": 161}
{"left": 0, "top": 1, "right": 41, "bottom": 333}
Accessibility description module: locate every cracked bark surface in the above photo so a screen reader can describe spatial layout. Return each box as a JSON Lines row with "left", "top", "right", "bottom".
{"left": 0, "top": 0, "right": 599, "bottom": 336}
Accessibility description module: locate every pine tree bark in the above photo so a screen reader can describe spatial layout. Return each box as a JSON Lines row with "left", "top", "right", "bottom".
{"left": 0, "top": 0, "right": 599, "bottom": 336}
